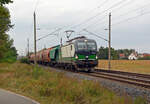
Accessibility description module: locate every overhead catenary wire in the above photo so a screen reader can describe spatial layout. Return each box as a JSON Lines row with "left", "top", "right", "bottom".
{"left": 58, "top": 0, "right": 110, "bottom": 30}
{"left": 36, "top": 28, "right": 62, "bottom": 41}
{"left": 76, "top": 0, "right": 137, "bottom": 33}
{"left": 50, "top": 0, "right": 110, "bottom": 34}
{"left": 92, "top": 3, "right": 150, "bottom": 32}
{"left": 86, "top": 0, "right": 135, "bottom": 27}
{"left": 112, "top": 10, "right": 150, "bottom": 27}
{"left": 90, "top": 0, "right": 109, "bottom": 11}
{"left": 34, "top": 0, "right": 40, "bottom": 12}
{"left": 98, "top": 8, "right": 150, "bottom": 31}
{"left": 31, "top": 0, "right": 150, "bottom": 48}
{"left": 83, "top": 29, "right": 108, "bottom": 42}
{"left": 82, "top": 14, "right": 108, "bottom": 30}
{"left": 91, "top": 0, "right": 136, "bottom": 25}
{"left": 80, "top": 0, "right": 110, "bottom": 17}
{"left": 112, "top": 2, "right": 150, "bottom": 21}
{"left": 45, "top": 0, "right": 123, "bottom": 34}
{"left": 70, "top": 0, "right": 128, "bottom": 29}
{"left": 74, "top": 0, "right": 137, "bottom": 35}
{"left": 79, "top": 5, "right": 150, "bottom": 42}
{"left": 53, "top": 0, "right": 130, "bottom": 35}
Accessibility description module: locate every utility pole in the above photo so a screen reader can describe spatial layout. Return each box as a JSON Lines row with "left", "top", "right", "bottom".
{"left": 108, "top": 12, "right": 111, "bottom": 70}
{"left": 27, "top": 38, "right": 29, "bottom": 58}
{"left": 34, "top": 12, "right": 37, "bottom": 66}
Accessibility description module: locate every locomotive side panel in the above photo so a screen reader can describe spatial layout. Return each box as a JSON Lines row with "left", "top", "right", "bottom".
{"left": 61, "top": 44, "right": 75, "bottom": 62}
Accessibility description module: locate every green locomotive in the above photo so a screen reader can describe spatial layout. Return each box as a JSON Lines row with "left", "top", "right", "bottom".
{"left": 50, "top": 36, "right": 98, "bottom": 71}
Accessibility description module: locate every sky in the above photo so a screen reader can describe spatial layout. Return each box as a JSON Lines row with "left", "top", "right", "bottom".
{"left": 6, "top": 0, "right": 150, "bottom": 55}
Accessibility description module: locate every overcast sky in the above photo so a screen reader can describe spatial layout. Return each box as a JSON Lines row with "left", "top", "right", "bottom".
{"left": 7, "top": 0, "right": 150, "bottom": 55}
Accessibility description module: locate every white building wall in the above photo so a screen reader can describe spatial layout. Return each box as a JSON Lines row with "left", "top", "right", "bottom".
{"left": 128, "top": 54, "right": 138, "bottom": 60}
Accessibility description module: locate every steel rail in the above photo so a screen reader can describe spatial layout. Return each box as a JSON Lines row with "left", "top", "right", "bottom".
{"left": 94, "top": 69, "right": 150, "bottom": 79}
{"left": 80, "top": 72, "right": 150, "bottom": 89}
{"left": 92, "top": 71, "right": 150, "bottom": 84}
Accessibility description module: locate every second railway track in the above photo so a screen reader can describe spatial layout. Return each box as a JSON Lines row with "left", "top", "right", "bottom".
{"left": 95, "top": 69, "right": 150, "bottom": 79}
{"left": 80, "top": 69, "right": 150, "bottom": 89}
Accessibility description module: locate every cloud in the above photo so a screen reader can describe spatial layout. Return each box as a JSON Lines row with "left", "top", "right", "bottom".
{"left": 7, "top": 0, "right": 150, "bottom": 55}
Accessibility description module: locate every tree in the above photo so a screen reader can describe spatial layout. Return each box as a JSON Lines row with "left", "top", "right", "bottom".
{"left": 138, "top": 56, "right": 150, "bottom": 60}
{"left": 0, "top": 0, "right": 13, "bottom": 6}
{"left": 97, "top": 47, "right": 119, "bottom": 60}
{"left": 0, "top": 1, "right": 17, "bottom": 62}
{"left": 97, "top": 47, "right": 108, "bottom": 59}
{"left": 116, "top": 49, "right": 135, "bottom": 59}
{"left": 97, "top": 47, "right": 136, "bottom": 60}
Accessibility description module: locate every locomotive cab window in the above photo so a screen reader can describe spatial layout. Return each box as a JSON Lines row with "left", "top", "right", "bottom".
{"left": 87, "top": 42, "right": 96, "bottom": 51}
{"left": 77, "top": 41, "right": 97, "bottom": 51}
{"left": 77, "top": 42, "right": 86, "bottom": 50}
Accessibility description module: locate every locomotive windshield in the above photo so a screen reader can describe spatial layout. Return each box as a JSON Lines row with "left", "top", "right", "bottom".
{"left": 77, "top": 41, "right": 97, "bottom": 51}
{"left": 87, "top": 42, "right": 96, "bottom": 50}
{"left": 78, "top": 42, "right": 86, "bottom": 50}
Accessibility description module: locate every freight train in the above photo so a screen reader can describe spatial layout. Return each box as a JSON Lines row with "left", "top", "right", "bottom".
{"left": 29, "top": 36, "right": 98, "bottom": 71}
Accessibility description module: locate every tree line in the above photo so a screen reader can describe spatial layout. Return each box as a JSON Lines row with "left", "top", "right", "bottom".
{"left": 97, "top": 46, "right": 135, "bottom": 60}
{"left": 0, "top": 0, "right": 17, "bottom": 63}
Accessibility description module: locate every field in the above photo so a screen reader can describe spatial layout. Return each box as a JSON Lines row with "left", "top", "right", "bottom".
{"left": 98, "top": 60, "right": 150, "bottom": 74}
{"left": 0, "top": 62, "right": 146, "bottom": 104}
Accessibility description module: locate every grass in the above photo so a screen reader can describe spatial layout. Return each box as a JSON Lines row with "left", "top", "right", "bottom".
{"left": 0, "top": 57, "right": 17, "bottom": 63}
{"left": 0, "top": 62, "right": 147, "bottom": 104}
{"left": 98, "top": 60, "right": 150, "bottom": 74}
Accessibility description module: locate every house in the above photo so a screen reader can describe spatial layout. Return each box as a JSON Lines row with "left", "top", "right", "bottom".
{"left": 138, "top": 53, "right": 150, "bottom": 58}
{"left": 138, "top": 54, "right": 144, "bottom": 58}
{"left": 128, "top": 52, "right": 138, "bottom": 60}
{"left": 143, "top": 53, "right": 150, "bottom": 58}
{"left": 119, "top": 53, "right": 126, "bottom": 59}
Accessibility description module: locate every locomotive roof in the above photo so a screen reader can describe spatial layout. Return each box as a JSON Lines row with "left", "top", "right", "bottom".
{"left": 66, "top": 36, "right": 87, "bottom": 43}
{"left": 67, "top": 36, "right": 96, "bottom": 43}
{"left": 63, "top": 38, "right": 96, "bottom": 46}
{"left": 63, "top": 36, "right": 96, "bottom": 46}
{"left": 75, "top": 38, "right": 96, "bottom": 42}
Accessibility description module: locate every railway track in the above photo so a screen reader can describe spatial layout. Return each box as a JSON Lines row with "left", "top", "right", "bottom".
{"left": 79, "top": 69, "right": 150, "bottom": 89}
{"left": 39, "top": 64, "right": 150, "bottom": 90}
{"left": 36, "top": 64, "right": 150, "bottom": 102}
{"left": 95, "top": 69, "right": 150, "bottom": 79}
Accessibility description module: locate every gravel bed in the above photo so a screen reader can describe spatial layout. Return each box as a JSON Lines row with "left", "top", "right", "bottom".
{"left": 43, "top": 66, "right": 150, "bottom": 103}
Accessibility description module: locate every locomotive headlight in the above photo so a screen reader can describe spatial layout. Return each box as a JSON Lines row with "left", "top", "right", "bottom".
{"left": 96, "top": 56, "right": 98, "bottom": 59}
{"left": 75, "top": 55, "right": 78, "bottom": 59}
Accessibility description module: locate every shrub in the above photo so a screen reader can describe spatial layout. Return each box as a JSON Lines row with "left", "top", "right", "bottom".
{"left": 138, "top": 56, "right": 150, "bottom": 60}
{"left": 32, "top": 66, "right": 44, "bottom": 79}
{"left": 0, "top": 57, "right": 17, "bottom": 63}
{"left": 20, "top": 57, "right": 30, "bottom": 64}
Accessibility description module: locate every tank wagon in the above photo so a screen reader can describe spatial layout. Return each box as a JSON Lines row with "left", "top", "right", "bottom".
{"left": 30, "top": 36, "right": 98, "bottom": 71}
{"left": 42, "top": 48, "right": 52, "bottom": 65}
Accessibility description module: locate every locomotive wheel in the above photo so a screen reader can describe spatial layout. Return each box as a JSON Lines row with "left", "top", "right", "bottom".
{"left": 87, "top": 69, "right": 91, "bottom": 73}
{"left": 64, "top": 65, "right": 68, "bottom": 70}
{"left": 74, "top": 65, "right": 79, "bottom": 73}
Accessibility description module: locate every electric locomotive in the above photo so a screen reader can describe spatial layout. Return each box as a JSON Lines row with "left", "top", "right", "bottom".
{"left": 73, "top": 37, "right": 98, "bottom": 71}
{"left": 30, "top": 36, "right": 98, "bottom": 72}
{"left": 50, "top": 36, "right": 98, "bottom": 71}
